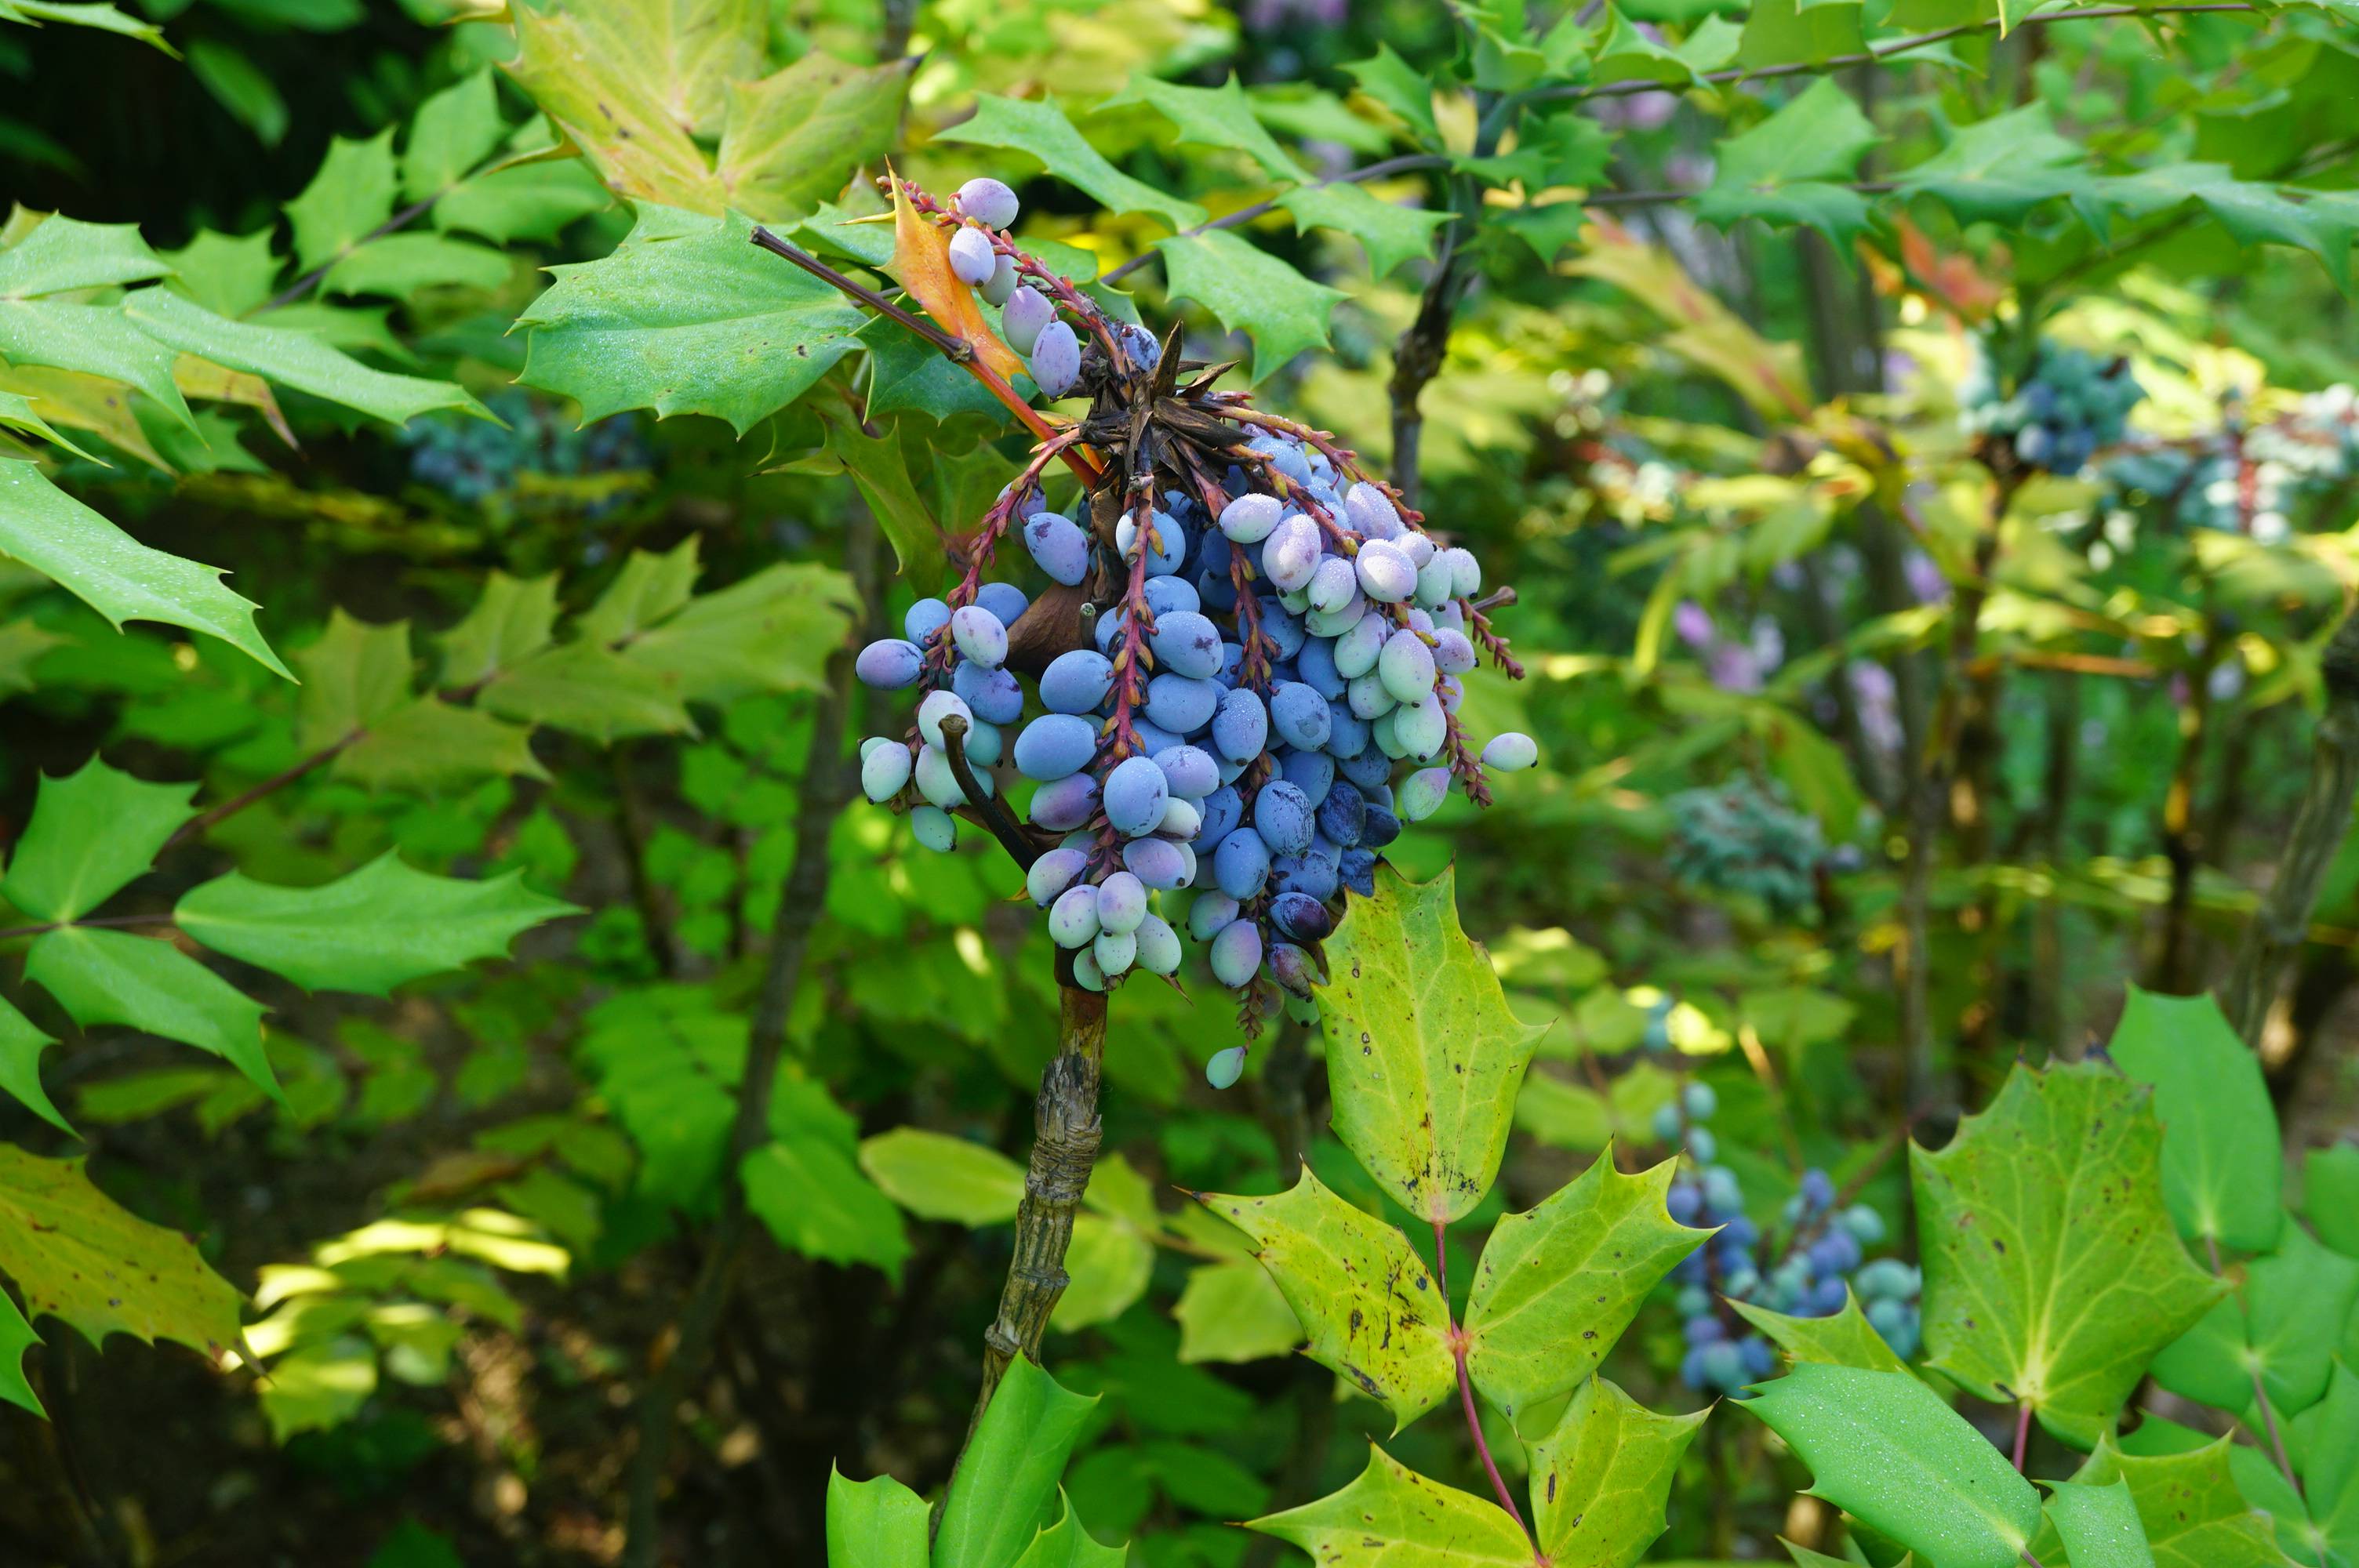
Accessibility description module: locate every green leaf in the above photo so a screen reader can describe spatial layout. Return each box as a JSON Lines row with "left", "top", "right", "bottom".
{"left": 715, "top": 53, "right": 911, "bottom": 223}
{"left": 0, "top": 996, "right": 69, "bottom": 1136}
{"left": 1741, "top": 1363, "right": 2041, "bottom": 1568}
{"left": 1463, "top": 1152, "right": 1703, "bottom": 1419}
{"left": 0, "top": 1145, "right": 245, "bottom": 1372}
{"left": 2306, "top": 1144, "right": 2359, "bottom": 1260}
{"left": 857, "top": 1127, "right": 1025, "bottom": 1225}
{"left": 1154, "top": 230, "right": 1341, "bottom": 382}
{"left": 1197, "top": 1165, "right": 1455, "bottom": 1429}
{"left": 1913, "top": 1059, "right": 2226, "bottom": 1447}
{"left": 0, "top": 215, "right": 172, "bottom": 298}
{"left": 823, "top": 415, "right": 949, "bottom": 592}
{"left": 482, "top": 643, "right": 696, "bottom": 742}
{"left": 0, "top": 387, "right": 101, "bottom": 460}
{"left": 163, "top": 228, "right": 281, "bottom": 318}
{"left": 1340, "top": 46, "right": 1439, "bottom": 143}
{"left": 0, "top": 1283, "right": 42, "bottom": 1417}
{"left": 1, "top": 756, "right": 194, "bottom": 921}
{"left": 936, "top": 1355, "right": 1099, "bottom": 1568}
{"left": 740, "top": 1132, "right": 910, "bottom": 1281}
{"left": 579, "top": 536, "right": 700, "bottom": 644}
{"left": 118, "top": 286, "right": 493, "bottom": 426}
{"left": 295, "top": 608, "right": 416, "bottom": 747}
{"left": 1528, "top": 1376, "right": 1707, "bottom": 1567}
{"left": 1247, "top": 1445, "right": 1532, "bottom": 1567}
{"left": 616, "top": 561, "right": 857, "bottom": 703}
{"left": 2107, "top": 986, "right": 2283, "bottom": 1253}
{"left": 1009, "top": 1494, "right": 1129, "bottom": 1568}
{"left": 1696, "top": 78, "right": 1879, "bottom": 246}
{"left": 2039, "top": 1435, "right": 2285, "bottom": 1568}
{"left": 1051, "top": 1213, "right": 1154, "bottom": 1333}
{"left": 824, "top": 1467, "right": 928, "bottom": 1568}
{"left": 285, "top": 129, "right": 398, "bottom": 271}
{"left": 187, "top": 39, "right": 289, "bottom": 148}
{"left": 2152, "top": 1221, "right": 2357, "bottom": 1419}
{"left": 2300, "top": 1360, "right": 2359, "bottom": 1563}
{"left": 1103, "top": 74, "right": 1307, "bottom": 183}
{"left": 176, "top": 853, "right": 574, "bottom": 996}
{"left": 518, "top": 206, "right": 867, "bottom": 435}
{"left": 0, "top": 299, "right": 196, "bottom": 429}
{"left": 24, "top": 927, "right": 279, "bottom": 1100}
{"left": 1728, "top": 1287, "right": 1912, "bottom": 1376}
{"left": 1894, "top": 105, "right": 2086, "bottom": 227}
{"left": 438, "top": 568, "right": 557, "bottom": 687}
{"left": 1278, "top": 182, "right": 1450, "bottom": 278}
{"left": 936, "top": 96, "right": 1207, "bottom": 233}
{"left": 1318, "top": 862, "right": 1547, "bottom": 1225}
{"left": 324, "top": 234, "right": 511, "bottom": 299}
{"left": 2042, "top": 1479, "right": 2157, "bottom": 1568}
{"left": 257, "top": 1334, "right": 378, "bottom": 1443}
{"left": 402, "top": 71, "right": 506, "bottom": 204}
{"left": 1173, "top": 1259, "right": 1305, "bottom": 1365}
{"left": 0, "top": 0, "right": 174, "bottom": 55}
{"left": 434, "top": 159, "right": 612, "bottom": 247}
{"left": 1736, "top": 0, "right": 1865, "bottom": 69}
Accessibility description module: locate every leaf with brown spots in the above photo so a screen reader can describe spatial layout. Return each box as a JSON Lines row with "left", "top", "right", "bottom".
{"left": 1196, "top": 1166, "right": 1455, "bottom": 1432}
{"left": 1526, "top": 1377, "right": 1706, "bottom": 1568}
{"left": 1316, "top": 862, "right": 1547, "bottom": 1225}
{"left": 1913, "top": 1059, "right": 2226, "bottom": 1448}
{"left": 1463, "top": 1150, "right": 1703, "bottom": 1419}
{"left": 1246, "top": 1443, "right": 1534, "bottom": 1567}
{"left": 0, "top": 1145, "right": 243, "bottom": 1395}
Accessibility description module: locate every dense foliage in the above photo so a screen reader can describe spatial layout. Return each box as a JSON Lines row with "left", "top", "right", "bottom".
{"left": 5, "top": 0, "right": 2359, "bottom": 1564}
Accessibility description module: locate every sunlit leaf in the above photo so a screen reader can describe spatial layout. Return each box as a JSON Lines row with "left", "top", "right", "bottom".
{"left": 1528, "top": 1376, "right": 1707, "bottom": 1566}
{"left": 1247, "top": 1445, "right": 1532, "bottom": 1567}
{"left": 2108, "top": 985, "right": 2284, "bottom": 1254}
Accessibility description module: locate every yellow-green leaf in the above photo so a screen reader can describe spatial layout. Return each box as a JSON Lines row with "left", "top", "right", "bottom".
{"left": 1174, "top": 1258, "right": 1305, "bottom": 1365}
{"left": 1528, "top": 1376, "right": 1707, "bottom": 1567}
{"left": 715, "top": 52, "right": 911, "bottom": 223}
{"left": 857, "top": 1127, "right": 1025, "bottom": 1225}
{"left": 1247, "top": 1445, "right": 1532, "bottom": 1567}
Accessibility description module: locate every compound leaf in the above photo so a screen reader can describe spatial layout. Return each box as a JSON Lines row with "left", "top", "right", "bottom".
{"left": 1154, "top": 230, "right": 1344, "bottom": 383}
{"left": 176, "top": 853, "right": 575, "bottom": 996}
{"left": 1463, "top": 1151, "right": 1703, "bottom": 1419}
{"left": 1246, "top": 1445, "right": 1532, "bottom": 1567}
{"left": 2108, "top": 985, "right": 2283, "bottom": 1254}
{"left": 1696, "top": 78, "right": 1879, "bottom": 247}
{"left": 1196, "top": 1164, "right": 1456, "bottom": 1431}
{"left": 2150, "top": 1221, "right": 2357, "bottom": 1421}
{"left": 1741, "top": 1363, "right": 2041, "bottom": 1568}
{"left": 1278, "top": 181, "right": 1450, "bottom": 278}
{"left": 1913, "top": 1059, "right": 2225, "bottom": 1447}
{"left": 2033, "top": 1435, "right": 2284, "bottom": 1568}
{"left": 1, "top": 756, "right": 194, "bottom": 922}
{"left": 1528, "top": 1375, "right": 1707, "bottom": 1567}
{"left": 1318, "top": 862, "right": 1546, "bottom": 1225}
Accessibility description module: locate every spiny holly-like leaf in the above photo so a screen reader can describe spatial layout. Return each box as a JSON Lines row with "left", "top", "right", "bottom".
{"left": 2042, "top": 1479, "right": 2157, "bottom": 1568}
{"left": 740, "top": 1132, "right": 910, "bottom": 1282}
{"left": 857, "top": 1127, "right": 1025, "bottom": 1225}
{"left": 295, "top": 612, "right": 547, "bottom": 790}
{"left": 1173, "top": 1259, "right": 1306, "bottom": 1365}
{"left": 0, "top": 1283, "right": 41, "bottom": 1417}
{"left": 1736, "top": 0, "right": 1865, "bottom": 68}
{"left": 886, "top": 176, "right": 1027, "bottom": 389}
{"left": 1317, "top": 861, "right": 1547, "bottom": 1225}
{"left": 1278, "top": 182, "right": 1450, "bottom": 278}
{"left": 323, "top": 234, "right": 511, "bottom": 299}
{"left": 0, "top": 459, "right": 289, "bottom": 674}
{"left": 0, "top": 388, "right": 100, "bottom": 460}
{"left": 825, "top": 1468, "right": 928, "bottom": 1568}
{"left": 0, "top": 996, "right": 69, "bottom": 1137}
{"left": 1527, "top": 1376, "right": 1707, "bottom": 1567}
{"left": 1463, "top": 1151, "right": 1703, "bottom": 1420}
{"left": 1696, "top": 78, "right": 1879, "bottom": 247}
{"left": 716, "top": 53, "right": 911, "bottom": 223}
{"left": 1050, "top": 1213, "right": 1154, "bottom": 1333}
{"left": 0, "top": 1145, "right": 244, "bottom": 1376}
{"left": 402, "top": 70, "right": 506, "bottom": 204}
{"left": 119, "top": 287, "right": 493, "bottom": 426}
{"left": 1196, "top": 1164, "right": 1455, "bottom": 1430}
{"left": 935, "top": 96, "right": 1207, "bottom": 233}
{"left": 0, "top": 302, "right": 194, "bottom": 430}
{"left": 438, "top": 569, "right": 558, "bottom": 687}
{"left": 822, "top": 413, "right": 951, "bottom": 592}
{"left": 936, "top": 1356, "right": 1099, "bottom": 1568}
{"left": 285, "top": 129, "right": 396, "bottom": 271}
{"left": 1155, "top": 230, "right": 1345, "bottom": 383}
{"left": 175, "top": 853, "right": 576, "bottom": 996}
{"left": 2298, "top": 1360, "right": 2359, "bottom": 1563}
{"left": 1913, "top": 1058, "right": 2226, "bottom": 1447}
{"left": 1249, "top": 1446, "right": 1531, "bottom": 1567}
{"left": 2150, "top": 1221, "right": 2356, "bottom": 1421}
{"left": 616, "top": 560, "right": 857, "bottom": 703}
{"left": 434, "top": 159, "right": 613, "bottom": 247}
{"left": 2108, "top": 985, "right": 2284, "bottom": 1254}
{"left": 23, "top": 927, "right": 280, "bottom": 1101}
{"left": 0, "top": 214, "right": 173, "bottom": 298}
{"left": 2034, "top": 1435, "right": 2284, "bottom": 1568}
{"left": 164, "top": 228, "right": 278, "bottom": 317}
{"left": 1895, "top": 104, "right": 2086, "bottom": 227}
{"left": 1341, "top": 45, "right": 1439, "bottom": 143}
{"left": 1009, "top": 1494, "right": 1128, "bottom": 1568}
{"left": 1728, "top": 1287, "right": 1911, "bottom": 1376}
{"left": 1741, "top": 1363, "right": 2041, "bottom": 1568}
{"left": 580, "top": 538, "right": 701, "bottom": 643}
{"left": 517, "top": 205, "right": 868, "bottom": 435}
{"left": 1102, "top": 74, "right": 1307, "bottom": 183}
{"left": 481, "top": 643, "right": 696, "bottom": 742}
{"left": 1, "top": 756, "right": 194, "bottom": 921}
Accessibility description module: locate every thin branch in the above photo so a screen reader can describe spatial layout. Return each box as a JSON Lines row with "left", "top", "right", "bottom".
{"left": 0, "top": 913, "right": 178, "bottom": 943}
{"left": 258, "top": 194, "right": 439, "bottom": 315}
{"left": 163, "top": 731, "right": 358, "bottom": 850}
{"left": 2011, "top": 1399, "right": 2033, "bottom": 1472}
{"left": 937, "top": 714, "right": 1041, "bottom": 869}
{"left": 1432, "top": 1218, "right": 1532, "bottom": 1546}
{"left": 1099, "top": 154, "right": 1451, "bottom": 285}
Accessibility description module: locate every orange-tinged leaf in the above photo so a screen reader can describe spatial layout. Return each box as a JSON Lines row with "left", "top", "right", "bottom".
{"left": 889, "top": 178, "right": 1025, "bottom": 386}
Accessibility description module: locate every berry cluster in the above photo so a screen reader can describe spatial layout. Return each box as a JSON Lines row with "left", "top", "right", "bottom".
{"left": 1665, "top": 777, "right": 1830, "bottom": 920}
{"left": 850, "top": 175, "right": 1535, "bottom": 1077}
{"left": 1961, "top": 336, "right": 2145, "bottom": 477}
{"left": 404, "top": 390, "right": 648, "bottom": 508}
{"left": 1660, "top": 1083, "right": 1919, "bottom": 1394}
{"left": 2101, "top": 383, "right": 2359, "bottom": 546}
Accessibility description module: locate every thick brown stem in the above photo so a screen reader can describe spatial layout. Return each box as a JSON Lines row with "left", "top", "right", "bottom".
{"left": 2219, "top": 608, "right": 2359, "bottom": 1048}
{"left": 620, "top": 515, "right": 878, "bottom": 1568}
